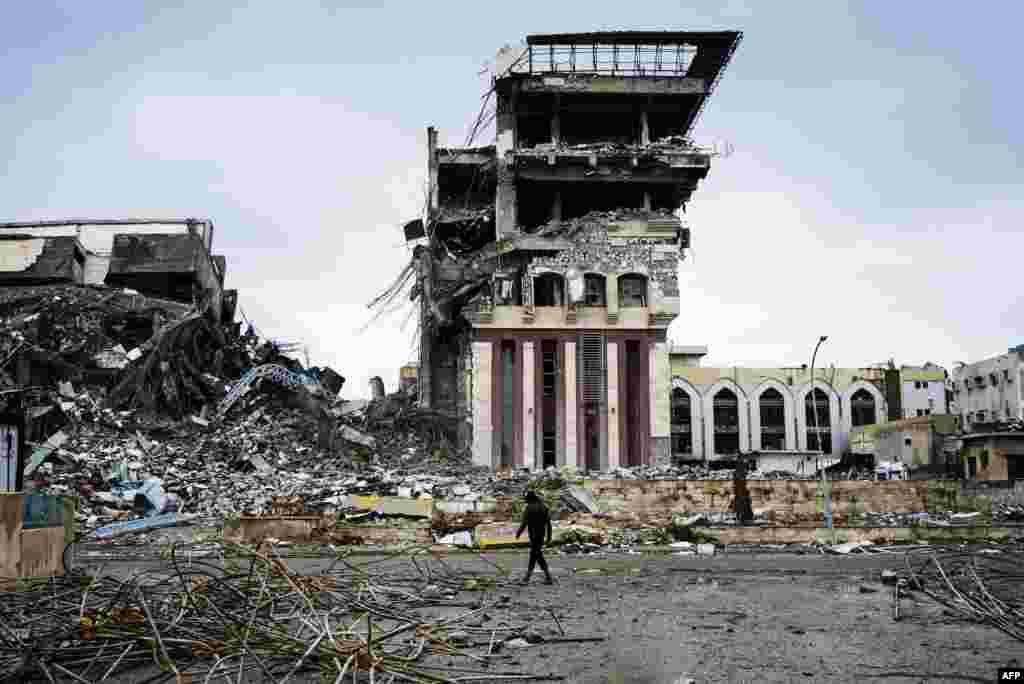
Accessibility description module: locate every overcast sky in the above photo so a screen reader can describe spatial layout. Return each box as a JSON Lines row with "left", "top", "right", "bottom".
{"left": 3, "top": 2, "right": 1022, "bottom": 397}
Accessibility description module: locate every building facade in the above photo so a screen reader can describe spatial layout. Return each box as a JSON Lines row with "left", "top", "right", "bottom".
{"left": 848, "top": 415, "right": 961, "bottom": 475}
{"left": 960, "top": 432, "right": 1024, "bottom": 480}
{"left": 951, "top": 346, "right": 1024, "bottom": 430}
{"left": 411, "top": 31, "right": 742, "bottom": 469}
{"left": 898, "top": 363, "right": 949, "bottom": 418}
{"left": 669, "top": 364, "right": 889, "bottom": 462}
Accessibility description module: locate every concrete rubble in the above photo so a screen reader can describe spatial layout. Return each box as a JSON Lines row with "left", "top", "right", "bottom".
{"left": 3, "top": 283, "right": 1016, "bottom": 556}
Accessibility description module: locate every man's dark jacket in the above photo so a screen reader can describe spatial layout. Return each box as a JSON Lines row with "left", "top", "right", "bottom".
{"left": 517, "top": 497, "right": 553, "bottom": 546}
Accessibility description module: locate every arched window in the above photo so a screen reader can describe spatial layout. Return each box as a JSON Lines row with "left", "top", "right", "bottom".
{"left": 759, "top": 388, "right": 786, "bottom": 450}
{"left": 671, "top": 388, "right": 692, "bottom": 456}
{"left": 583, "top": 274, "right": 606, "bottom": 306}
{"left": 713, "top": 388, "right": 740, "bottom": 455}
{"left": 851, "top": 388, "right": 877, "bottom": 428}
{"left": 534, "top": 273, "right": 564, "bottom": 306}
{"left": 618, "top": 274, "right": 648, "bottom": 307}
{"left": 805, "top": 388, "right": 832, "bottom": 453}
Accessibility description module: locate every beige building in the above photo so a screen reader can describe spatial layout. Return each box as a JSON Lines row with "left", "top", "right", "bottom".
{"left": 670, "top": 361, "right": 889, "bottom": 462}
{"left": 951, "top": 345, "right": 1024, "bottom": 430}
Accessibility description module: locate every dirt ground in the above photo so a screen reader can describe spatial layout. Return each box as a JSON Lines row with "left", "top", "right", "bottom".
{"left": 411, "top": 551, "right": 1022, "bottom": 683}
{"left": 76, "top": 548, "right": 1023, "bottom": 683}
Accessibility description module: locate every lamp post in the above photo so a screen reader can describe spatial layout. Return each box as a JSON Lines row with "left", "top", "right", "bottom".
{"left": 809, "top": 336, "right": 828, "bottom": 459}
{"left": 809, "top": 335, "right": 831, "bottom": 530}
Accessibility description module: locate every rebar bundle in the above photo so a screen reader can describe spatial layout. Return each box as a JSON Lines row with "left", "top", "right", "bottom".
{"left": 0, "top": 544, "right": 568, "bottom": 683}
{"left": 902, "top": 547, "right": 1024, "bottom": 642}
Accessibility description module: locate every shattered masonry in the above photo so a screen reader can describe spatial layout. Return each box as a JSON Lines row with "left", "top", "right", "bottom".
{"left": 406, "top": 31, "right": 743, "bottom": 470}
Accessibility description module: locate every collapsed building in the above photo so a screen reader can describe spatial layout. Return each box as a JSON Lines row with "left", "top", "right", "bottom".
{"left": 406, "top": 31, "right": 743, "bottom": 469}
{"left": 0, "top": 219, "right": 235, "bottom": 323}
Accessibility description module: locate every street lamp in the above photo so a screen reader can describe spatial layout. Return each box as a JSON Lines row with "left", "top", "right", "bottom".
{"left": 809, "top": 335, "right": 828, "bottom": 457}
{"left": 809, "top": 335, "right": 830, "bottom": 529}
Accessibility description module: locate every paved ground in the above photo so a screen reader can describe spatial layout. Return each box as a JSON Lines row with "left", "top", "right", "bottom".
{"left": 72, "top": 548, "right": 1023, "bottom": 683}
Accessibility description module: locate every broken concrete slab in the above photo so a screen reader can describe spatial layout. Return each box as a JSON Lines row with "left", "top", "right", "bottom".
{"left": 561, "top": 485, "right": 600, "bottom": 514}
{"left": 378, "top": 496, "right": 434, "bottom": 518}
{"left": 339, "top": 425, "right": 377, "bottom": 449}
{"left": 476, "top": 522, "right": 529, "bottom": 549}
{"left": 24, "top": 430, "right": 70, "bottom": 476}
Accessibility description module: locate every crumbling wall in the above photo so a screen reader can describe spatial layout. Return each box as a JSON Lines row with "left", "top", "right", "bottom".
{"left": 527, "top": 216, "right": 680, "bottom": 315}
{"left": 582, "top": 479, "right": 939, "bottom": 526}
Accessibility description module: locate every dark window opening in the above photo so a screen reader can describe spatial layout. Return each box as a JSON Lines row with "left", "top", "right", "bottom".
{"left": 671, "top": 387, "right": 693, "bottom": 455}
{"left": 648, "top": 98, "right": 695, "bottom": 141}
{"left": 618, "top": 274, "right": 648, "bottom": 307}
{"left": 541, "top": 340, "right": 558, "bottom": 468}
{"left": 1008, "top": 456, "right": 1024, "bottom": 480}
{"left": 967, "top": 457, "right": 977, "bottom": 478}
{"left": 559, "top": 99, "right": 639, "bottom": 146}
{"left": 805, "top": 388, "right": 831, "bottom": 453}
{"left": 583, "top": 274, "right": 606, "bottom": 306}
{"left": 516, "top": 182, "right": 559, "bottom": 230}
{"left": 542, "top": 342, "right": 558, "bottom": 399}
{"left": 501, "top": 341, "right": 516, "bottom": 466}
{"left": 437, "top": 163, "right": 497, "bottom": 212}
{"left": 759, "top": 388, "right": 786, "bottom": 451}
{"left": 851, "top": 388, "right": 876, "bottom": 428}
{"left": 534, "top": 273, "right": 565, "bottom": 307}
{"left": 517, "top": 114, "right": 552, "bottom": 148}
{"left": 713, "top": 388, "right": 740, "bottom": 455}
{"left": 560, "top": 183, "right": 644, "bottom": 219}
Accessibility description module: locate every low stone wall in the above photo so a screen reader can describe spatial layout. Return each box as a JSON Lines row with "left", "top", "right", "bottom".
{"left": 331, "top": 525, "right": 432, "bottom": 546}
{"left": 713, "top": 526, "right": 1009, "bottom": 546}
{"left": 580, "top": 479, "right": 972, "bottom": 526}
{"left": 962, "top": 480, "right": 1024, "bottom": 507}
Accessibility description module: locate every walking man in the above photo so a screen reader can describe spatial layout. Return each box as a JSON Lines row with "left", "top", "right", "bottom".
{"left": 515, "top": 490, "right": 554, "bottom": 585}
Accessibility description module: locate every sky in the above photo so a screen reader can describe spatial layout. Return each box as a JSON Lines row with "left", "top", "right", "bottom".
{"left": 2, "top": 1, "right": 1022, "bottom": 396}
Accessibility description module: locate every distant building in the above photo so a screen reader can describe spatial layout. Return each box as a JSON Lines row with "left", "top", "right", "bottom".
{"left": 951, "top": 346, "right": 1024, "bottom": 431}
{"left": 848, "top": 415, "right": 961, "bottom": 477}
{"left": 399, "top": 363, "right": 418, "bottom": 394}
{"left": 960, "top": 431, "right": 1024, "bottom": 480}
{"left": 899, "top": 363, "right": 949, "bottom": 418}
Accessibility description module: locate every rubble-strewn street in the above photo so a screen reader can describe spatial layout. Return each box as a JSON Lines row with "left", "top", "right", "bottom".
{"left": 7, "top": 546, "right": 1022, "bottom": 683}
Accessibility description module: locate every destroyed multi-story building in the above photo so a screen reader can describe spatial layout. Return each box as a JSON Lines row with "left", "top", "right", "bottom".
{"left": 408, "top": 31, "right": 742, "bottom": 469}
{"left": 0, "top": 219, "right": 235, "bottom": 322}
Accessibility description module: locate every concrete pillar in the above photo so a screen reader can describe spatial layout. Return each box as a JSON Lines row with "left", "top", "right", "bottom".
{"left": 565, "top": 341, "right": 578, "bottom": 468}
{"left": 605, "top": 274, "right": 619, "bottom": 323}
{"left": 522, "top": 341, "right": 536, "bottom": 469}
{"left": 650, "top": 342, "right": 671, "bottom": 465}
{"left": 640, "top": 110, "right": 650, "bottom": 146}
{"left": 496, "top": 171, "right": 518, "bottom": 239}
{"left": 471, "top": 342, "right": 494, "bottom": 467}
{"left": 607, "top": 342, "right": 620, "bottom": 469}
{"left": 368, "top": 377, "right": 385, "bottom": 401}
{"left": 552, "top": 190, "right": 562, "bottom": 223}
{"left": 427, "top": 127, "right": 439, "bottom": 213}
{"left": 495, "top": 91, "right": 518, "bottom": 239}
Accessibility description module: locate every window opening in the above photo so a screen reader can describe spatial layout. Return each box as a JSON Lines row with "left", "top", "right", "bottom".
{"left": 618, "top": 274, "right": 648, "bottom": 308}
